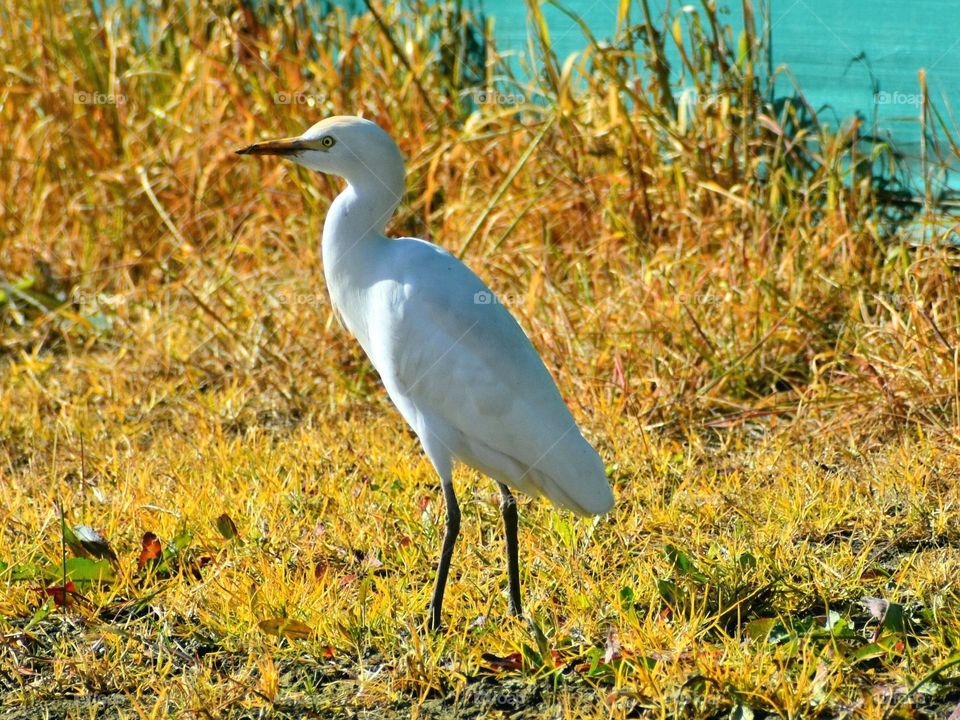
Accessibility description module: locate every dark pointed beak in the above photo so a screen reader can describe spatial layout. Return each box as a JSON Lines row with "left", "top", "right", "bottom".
{"left": 235, "top": 136, "right": 308, "bottom": 156}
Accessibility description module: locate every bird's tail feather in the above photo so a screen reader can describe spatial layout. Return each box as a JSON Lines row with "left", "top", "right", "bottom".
{"left": 527, "top": 444, "right": 614, "bottom": 517}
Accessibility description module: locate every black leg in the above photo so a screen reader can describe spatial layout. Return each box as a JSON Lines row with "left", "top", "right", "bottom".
{"left": 498, "top": 482, "right": 522, "bottom": 617}
{"left": 429, "top": 481, "right": 461, "bottom": 631}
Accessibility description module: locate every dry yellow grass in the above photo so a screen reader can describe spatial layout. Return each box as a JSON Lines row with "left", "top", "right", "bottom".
{"left": 2, "top": 0, "right": 960, "bottom": 717}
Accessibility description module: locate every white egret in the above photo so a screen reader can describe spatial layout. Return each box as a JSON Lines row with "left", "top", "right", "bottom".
{"left": 237, "top": 116, "right": 614, "bottom": 629}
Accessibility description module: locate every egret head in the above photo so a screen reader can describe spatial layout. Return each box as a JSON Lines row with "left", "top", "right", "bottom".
{"left": 237, "top": 116, "right": 405, "bottom": 200}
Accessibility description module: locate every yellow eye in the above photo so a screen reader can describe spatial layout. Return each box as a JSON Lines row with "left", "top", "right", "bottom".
{"left": 320, "top": 136, "right": 335, "bottom": 148}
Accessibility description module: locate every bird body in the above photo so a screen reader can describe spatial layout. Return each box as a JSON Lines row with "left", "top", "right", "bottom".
{"left": 331, "top": 233, "right": 612, "bottom": 516}
{"left": 238, "top": 116, "right": 613, "bottom": 628}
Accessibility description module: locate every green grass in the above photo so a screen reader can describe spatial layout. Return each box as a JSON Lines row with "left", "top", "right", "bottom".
{"left": 1, "top": 0, "right": 960, "bottom": 717}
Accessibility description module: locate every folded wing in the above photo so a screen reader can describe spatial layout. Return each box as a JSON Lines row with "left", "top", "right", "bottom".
{"left": 375, "top": 239, "right": 614, "bottom": 516}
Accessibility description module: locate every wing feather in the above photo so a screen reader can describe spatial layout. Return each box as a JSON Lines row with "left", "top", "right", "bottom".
{"left": 370, "top": 239, "right": 613, "bottom": 515}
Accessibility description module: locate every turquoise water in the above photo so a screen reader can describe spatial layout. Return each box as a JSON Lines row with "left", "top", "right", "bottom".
{"left": 321, "top": 2, "right": 960, "bottom": 194}
{"left": 489, "top": 1, "right": 958, "bottom": 182}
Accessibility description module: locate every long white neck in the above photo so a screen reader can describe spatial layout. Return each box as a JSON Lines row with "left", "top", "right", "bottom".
{"left": 321, "top": 161, "right": 404, "bottom": 271}
{"left": 322, "top": 186, "right": 390, "bottom": 251}
{"left": 320, "top": 168, "right": 405, "bottom": 351}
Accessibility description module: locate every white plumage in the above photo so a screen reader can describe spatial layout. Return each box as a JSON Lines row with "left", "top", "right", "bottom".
{"left": 238, "top": 116, "right": 613, "bottom": 628}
